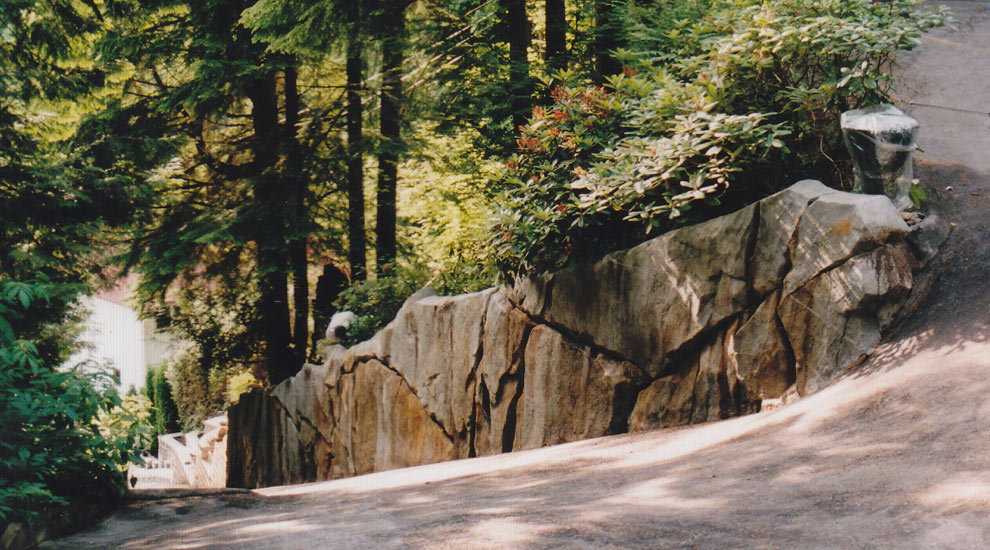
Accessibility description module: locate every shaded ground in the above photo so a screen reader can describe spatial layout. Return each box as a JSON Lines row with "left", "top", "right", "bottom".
{"left": 45, "top": 3, "right": 990, "bottom": 548}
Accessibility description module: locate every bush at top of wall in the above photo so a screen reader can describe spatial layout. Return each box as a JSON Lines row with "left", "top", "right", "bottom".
{"left": 487, "top": 0, "right": 947, "bottom": 281}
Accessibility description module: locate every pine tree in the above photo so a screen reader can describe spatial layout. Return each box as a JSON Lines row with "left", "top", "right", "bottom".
{"left": 546, "top": 0, "right": 568, "bottom": 71}
{"left": 346, "top": 0, "right": 368, "bottom": 281}
{"left": 594, "top": 0, "right": 624, "bottom": 81}
{"left": 502, "top": 0, "right": 533, "bottom": 133}
{"left": 376, "top": 1, "right": 408, "bottom": 270}
{"left": 91, "top": 0, "right": 341, "bottom": 382}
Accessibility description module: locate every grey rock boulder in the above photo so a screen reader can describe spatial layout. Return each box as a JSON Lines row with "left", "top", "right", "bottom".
{"left": 733, "top": 291, "right": 793, "bottom": 400}
{"left": 513, "top": 325, "right": 647, "bottom": 450}
{"left": 783, "top": 192, "right": 909, "bottom": 296}
{"left": 779, "top": 244, "right": 913, "bottom": 394}
{"left": 750, "top": 179, "right": 838, "bottom": 296}
{"left": 226, "top": 180, "right": 930, "bottom": 489}
{"left": 376, "top": 289, "right": 495, "bottom": 438}
{"left": 515, "top": 203, "right": 757, "bottom": 378}
{"left": 906, "top": 212, "right": 951, "bottom": 268}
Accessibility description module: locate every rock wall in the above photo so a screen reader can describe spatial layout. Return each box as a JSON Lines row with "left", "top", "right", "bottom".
{"left": 227, "top": 181, "right": 944, "bottom": 488}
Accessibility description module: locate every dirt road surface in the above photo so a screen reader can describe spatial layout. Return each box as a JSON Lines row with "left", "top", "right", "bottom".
{"left": 45, "top": 3, "right": 990, "bottom": 548}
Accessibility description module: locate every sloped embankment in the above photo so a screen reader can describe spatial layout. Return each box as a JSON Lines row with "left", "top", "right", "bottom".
{"left": 227, "top": 180, "right": 945, "bottom": 488}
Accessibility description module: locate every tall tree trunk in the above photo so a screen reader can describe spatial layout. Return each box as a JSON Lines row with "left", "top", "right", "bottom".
{"left": 503, "top": 0, "right": 532, "bottom": 132}
{"left": 594, "top": 0, "right": 622, "bottom": 82}
{"left": 256, "top": 189, "right": 293, "bottom": 383}
{"left": 284, "top": 64, "right": 309, "bottom": 365}
{"left": 545, "top": 0, "right": 567, "bottom": 72}
{"left": 376, "top": 2, "right": 405, "bottom": 271}
{"left": 347, "top": 0, "right": 367, "bottom": 281}
{"left": 247, "top": 74, "right": 293, "bottom": 383}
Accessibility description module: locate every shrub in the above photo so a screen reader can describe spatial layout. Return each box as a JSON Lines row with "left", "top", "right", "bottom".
{"left": 333, "top": 266, "right": 429, "bottom": 346}
{"left": 0, "top": 282, "right": 142, "bottom": 526}
{"left": 225, "top": 368, "right": 264, "bottom": 406}
{"left": 144, "top": 364, "right": 180, "bottom": 451}
{"left": 164, "top": 345, "right": 221, "bottom": 432}
{"left": 97, "top": 395, "right": 155, "bottom": 461}
{"left": 487, "top": 0, "right": 947, "bottom": 280}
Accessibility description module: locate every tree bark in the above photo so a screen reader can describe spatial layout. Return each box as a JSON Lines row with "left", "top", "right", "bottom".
{"left": 284, "top": 65, "right": 310, "bottom": 366}
{"left": 545, "top": 0, "right": 567, "bottom": 72}
{"left": 246, "top": 74, "right": 294, "bottom": 383}
{"left": 594, "top": 0, "right": 622, "bottom": 82}
{"left": 502, "top": 0, "right": 532, "bottom": 132}
{"left": 376, "top": 2, "right": 405, "bottom": 271}
{"left": 346, "top": 0, "right": 367, "bottom": 281}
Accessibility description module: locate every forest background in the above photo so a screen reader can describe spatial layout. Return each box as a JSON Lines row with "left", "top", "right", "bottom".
{"left": 0, "top": 0, "right": 945, "bottom": 533}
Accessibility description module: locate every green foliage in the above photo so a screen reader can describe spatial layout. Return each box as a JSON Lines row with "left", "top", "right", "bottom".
{"left": 166, "top": 289, "right": 263, "bottom": 382}
{"left": 97, "top": 395, "right": 155, "bottom": 462}
{"left": 154, "top": 288, "right": 266, "bottom": 429}
{"left": 415, "top": 0, "right": 522, "bottom": 155}
{"left": 620, "top": 0, "right": 715, "bottom": 57}
{"left": 489, "top": 0, "right": 947, "bottom": 279}
{"left": 144, "top": 364, "right": 180, "bottom": 451}
{"left": 909, "top": 179, "right": 927, "bottom": 209}
{"left": 240, "top": 0, "right": 344, "bottom": 56}
{"left": 334, "top": 268, "right": 429, "bottom": 346}
{"left": 489, "top": 76, "right": 786, "bottom": 279}
{"left": 225, "top": 368, "right": 265, "bottom": 406}
{"left": 0, "top": 0, "right": 153, "bottom": 528}
{"left": 154, "top": 342, "right": 263, "bottom": 431}
{"left": 164, "top": 346, "right": 219, "bottom": 432}
{"left": 0, "top": 282, "right": 138, "bottom": 525}
{"left": 1, "top": 0, "right": 153, "bottom": 325}
{"left": 398, "top": 124, "right": 501, "bottom": 295}
{"left": 89, "top": 0, "right": 337, "bottom": 378}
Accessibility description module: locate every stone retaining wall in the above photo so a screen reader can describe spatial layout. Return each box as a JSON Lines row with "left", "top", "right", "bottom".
{"left": 227, "top": 181, "right": 945, "bottom": 488}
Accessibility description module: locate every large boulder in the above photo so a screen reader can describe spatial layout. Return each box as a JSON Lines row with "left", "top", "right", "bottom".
{"left": 329, "top": 359, "right": 456, "bottom": 478}
{"left": 733, "top": 290, "right": 793, "bottom": 400}
{"left": 513, "top": 325, "right": 648, "bottom": 450}
{"left": 782, "top": 191, "right": 909, "bottom": 296}
{"left": 779, "top": 244, "right": 914, "bottom": 394}
{"left": 750, "top": 179, "right": 838, "bottom": 295}
{"left": 510, "top": 203, "right": 757, "bottom": 378}
{"left": 473, "top": 293, "right": 533, "bottom": 456}
{"left": 373, "top": 289, "right": 495, "bottom": 438}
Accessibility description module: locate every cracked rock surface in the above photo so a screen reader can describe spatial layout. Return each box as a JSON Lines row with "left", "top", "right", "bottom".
{"left": 227, "top": 180, "right": 944, "bottom": 488}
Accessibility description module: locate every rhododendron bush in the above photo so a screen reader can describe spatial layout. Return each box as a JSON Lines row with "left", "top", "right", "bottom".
{"left": 488, "top": 0, "right": 947, "bottom": 280}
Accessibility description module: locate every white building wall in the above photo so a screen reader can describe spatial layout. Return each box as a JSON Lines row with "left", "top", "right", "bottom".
{"left": 65, "top": 296, "right": 147, "bottom": 393}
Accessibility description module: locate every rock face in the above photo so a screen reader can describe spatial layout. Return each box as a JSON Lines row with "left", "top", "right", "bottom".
{"left": 227, "top": 181, "right": 946, "bottom": 488}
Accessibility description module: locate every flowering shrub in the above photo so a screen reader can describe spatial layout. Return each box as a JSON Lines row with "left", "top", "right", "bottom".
{"left": 488, "top": 0, "right": 947, "bottom": 280}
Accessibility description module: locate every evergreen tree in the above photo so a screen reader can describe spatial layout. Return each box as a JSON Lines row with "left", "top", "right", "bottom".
{"left": 593, "top": 0, "right": 624, "bottom": 81}
{"left": 346, "top": 0, "right": 368, "bottom": 281}
{"left": 502, "top": 0, "right": 533, "bottom": 133}
{"left": 376, "top": 1, "right": 409, "bottom": 270}
{"left": 91, "top": 0, "right": 340, "bottom": 382}
{"left": 546, "top": 0, "right": 568, "bottom": 71}
{"left": 1, "top": 0, "right": 151, "bottom": 524}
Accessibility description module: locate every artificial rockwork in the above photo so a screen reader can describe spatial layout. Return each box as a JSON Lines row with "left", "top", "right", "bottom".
{"left": 227, "top": 180, "right": 946, "bottom": 488}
